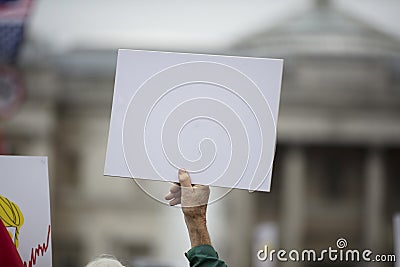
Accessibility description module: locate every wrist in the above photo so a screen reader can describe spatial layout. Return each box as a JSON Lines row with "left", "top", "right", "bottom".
{"left": 184, "top": 214, "right": 207, "bottom": 227}
{"left": 184, "top": 215, "right": 211, "bottom": 247}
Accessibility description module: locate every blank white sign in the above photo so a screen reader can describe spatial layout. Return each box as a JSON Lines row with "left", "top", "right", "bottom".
{"left": 105, "top": 50, "right": 283, "bottom": 192}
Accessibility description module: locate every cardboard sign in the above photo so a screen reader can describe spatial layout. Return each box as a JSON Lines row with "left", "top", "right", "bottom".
{"left": 0, "top": 156, "right": 52, "bottom": 267}
{"left": 105, "top": 50, "right": 283, "bottom": 192}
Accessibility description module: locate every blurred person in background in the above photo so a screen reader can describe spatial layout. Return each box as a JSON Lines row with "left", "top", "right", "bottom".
{"left": 85, "top": 255, "right": 125, "bottom": 267}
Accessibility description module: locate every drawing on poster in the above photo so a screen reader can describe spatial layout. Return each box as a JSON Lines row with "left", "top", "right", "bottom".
{"left": 0, "top": 156, "right": 52, "bottom": 267}
{"left": 0, "top": 195, "right": 24, "bottom": 247}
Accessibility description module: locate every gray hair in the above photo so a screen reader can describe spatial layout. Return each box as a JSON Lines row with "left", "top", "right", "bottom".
{"left": 85, "top": 255, "right": 125, "bottom": 267}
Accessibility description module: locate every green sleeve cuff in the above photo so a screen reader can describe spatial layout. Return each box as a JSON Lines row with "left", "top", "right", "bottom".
{"left": 185, "top": 245, "right": 219, "bottom": 260}
{"left": 185, "top": 245, "right": 228, "bottom": 267}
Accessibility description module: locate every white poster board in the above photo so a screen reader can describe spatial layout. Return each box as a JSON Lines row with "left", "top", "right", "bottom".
{"left": 105, "top": 50, "right": 283, "bottom": 192}
{"left": 395, "top": 214, "right": 400, "bottom": 267}
{"left": 0, "top": 156, "right": 52, "bottom": 267}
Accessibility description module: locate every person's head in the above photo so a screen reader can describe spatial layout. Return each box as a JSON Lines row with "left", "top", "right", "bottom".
{"left": 85, "top": 255, "right": 125, "bottom": 267}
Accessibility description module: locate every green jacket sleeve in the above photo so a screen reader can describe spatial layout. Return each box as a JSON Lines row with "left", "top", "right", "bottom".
{"left": 185, "top": 245, "right": 228, "bottom": 267}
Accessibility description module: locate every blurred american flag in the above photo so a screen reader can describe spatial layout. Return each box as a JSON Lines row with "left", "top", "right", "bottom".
{"left": 0, "top": 0, "right": 33, "bottom": 63}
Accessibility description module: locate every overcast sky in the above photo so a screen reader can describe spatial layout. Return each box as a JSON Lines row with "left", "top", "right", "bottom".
{"left": 26, "top": 0, "right": 400, "bottom": 53}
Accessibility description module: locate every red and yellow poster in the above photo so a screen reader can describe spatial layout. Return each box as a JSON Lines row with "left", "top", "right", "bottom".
{"left": 0, "top": 156, "right": 52, "bottom": 267}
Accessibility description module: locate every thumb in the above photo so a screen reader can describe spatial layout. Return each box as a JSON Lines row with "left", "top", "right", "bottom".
{"left": 178, "top": 169, "right": 192, "bottom": 188}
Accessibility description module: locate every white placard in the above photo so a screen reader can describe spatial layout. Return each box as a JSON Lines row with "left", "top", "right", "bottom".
{"left": 105, "top": 50, "right": 283, "bottom": 192}
{"left": 395, "top": 214, "right": 400, "bottom": 267}
{"left": 0, "top": 156, "right": 52, "bottom": 267}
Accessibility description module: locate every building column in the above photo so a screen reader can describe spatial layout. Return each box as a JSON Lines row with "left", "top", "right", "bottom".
{"left": 365, "top": 148, "right": 385, "bottom": 253}
{"left": 281, "top": 146, "right": 306, "bottom": 267}
{"left": 227, "top": 189, "right": 256, "bottom": 267}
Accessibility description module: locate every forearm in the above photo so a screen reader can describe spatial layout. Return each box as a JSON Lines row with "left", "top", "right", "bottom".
{"left": 184, "top": 215, "right": 211, "bottom": 248}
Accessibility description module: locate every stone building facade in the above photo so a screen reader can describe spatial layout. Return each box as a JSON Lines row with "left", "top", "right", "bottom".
{"left": 2, "top": 1, "right": 399, "bottom": 267}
